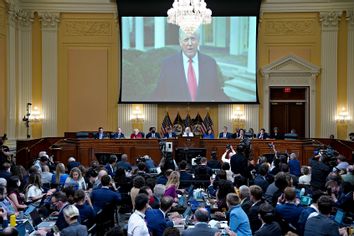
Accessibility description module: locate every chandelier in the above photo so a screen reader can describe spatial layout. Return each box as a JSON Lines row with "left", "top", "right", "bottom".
{"left": 167, "top": 0, "right": 212, "bottom": 35}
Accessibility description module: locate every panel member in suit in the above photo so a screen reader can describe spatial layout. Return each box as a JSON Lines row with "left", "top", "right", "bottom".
{"left": 182, "top": 208, "right": 218, "bottom": 236}
{"left": 257, "top": 128, "right": 268, "bottom": 139}
{"left": 94, "top": 127, "right": 108, "bottom": 139}
{"left": 269, "top": 127, "right": 283, "bottom": 140}
{"left": 219, "top": 126, "right": 232, "bottom": 139}
{"left": 150, "top": 30, "right": 229, "bottom": 102}
{"left": 111, "top": 127, "right": 125, "bottom": 139}
{"left": 61, "top": 205, "right": 88, "bottom": 236}
{"left": 146, "top": 127, "right": 161, "bottom": 139}
{"left": 146, "top": 196, "right": 176, "bottom": 236}
{"left": 164, "top": 127, "right": 177, "bottom": 138}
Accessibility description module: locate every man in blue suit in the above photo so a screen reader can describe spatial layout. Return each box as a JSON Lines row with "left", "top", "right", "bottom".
{"left": 94, "top": 127, "right": 109, "bottom": 139}
{"left": 111, "top": 127, "right": 125, "bottom": 139}
{"left": 146, "top": 196, "right": 175, "bottom": 236}
{"left": 219, "top": 126, "right": 233, "bottom": 139}
{"left": 104, "top": 155, "right": 117, "bottom": 177}
{"left": 91, "top": 175, "right": 121, "bottom": 213}
{"left": 164, "top": 127, "right": 177, "bottom": 138}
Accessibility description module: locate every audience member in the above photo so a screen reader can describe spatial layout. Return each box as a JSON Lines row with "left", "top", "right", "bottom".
{"left": 288, "top": 153, "right": 301, "bottom": 176}
{"left": 127, "top": 193, "right": 150, "bottom": 236}
{"left": 130, "top": 176, "right": 145, "bottom": 210}
{"left": 179, "top": 161, "right": 193, "bottom": 189}
{"left": 64, "top": 167, "right": 86, "bottom": 190}
{"left": 254, "top": 203, "right": 282, "bottom": 236}
{"left": 226, "top": 193, "right": 252, "bottom": 236}
{"left": 248, "top": 185, "right": 265, "bottom": 233}
{"left": 239, "top": 185, "right": 252, "bottom": 215}
{"left": 146, "top": 196, "right": 175, "bottom": 236}
{"left": 91, "top": 175, "right": 121, "bottom": 213}
{"left": 40, "top": 165, "right": 53, "bottom": 185}
{"left": 116, "top": 154, "right": 132, "bottom": 171}
{"left": 105, "top": 155, "right": 117, "bottom": 177}
{"left": 74, "top": 190, "right": 95, "bottom": 227}
{"left": 67, "top": 157, "right": 80, "bottom": 172}
{"left": 61, "top": 205, "right": 88, "bottom": 236}
{"left": 182, "top": 208, "right": 218, "bottom": 236}
{"left": 298, "top": 166, "right": 311, "bottom": 185}
{"left": 207, "top": 152, "right": 222, "bottom": 169}
{"left": 164, "top": 171, "right": 180, "bottom": 202}
{"left": 51, "top": 163, "right": 69, "bottom": 188}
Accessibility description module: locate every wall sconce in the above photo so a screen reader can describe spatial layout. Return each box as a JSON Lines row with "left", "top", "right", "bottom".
{"left": 335, "top": 107, "right": 350, "bottom": 123}
{"left": 29, "top": 106, "right": 43, "bottom": 122}
{"left": 130, "top": 106, "right": 145, "bottom": 121}
{"left": 231, "top": 106, "right": 245, "bottom": 122}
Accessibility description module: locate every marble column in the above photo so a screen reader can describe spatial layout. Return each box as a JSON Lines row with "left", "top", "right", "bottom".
{"left": 218, "top": 104, "right": 233, "bottom": 133}
{"left": 320, "top": 11, "right": 341, "bottom": 138}
{"left": 143, "top": 104, "right": 158, "bottom": 133}
{"left": 40, "top": 12, "right": 60, "bottom": 137}
{"left": 347, "top": 10, "right": 354, "bottom": 136}
{"left": 122, "top": 17, "right": 130, "bottom": 49}
{"left": 118, "top": 104, "right": 133, "bottom": 135}
{"left": 6, "top": 4, "right": 17, "bottom": 139}
{"left": 17, "top": 10, "right": 33, "bottom": 139}
{"left": 154, "top": 17, "right": 165, "bottom": 48}
{"left": 244, "top": 104, "right": 259, "bottom": 132}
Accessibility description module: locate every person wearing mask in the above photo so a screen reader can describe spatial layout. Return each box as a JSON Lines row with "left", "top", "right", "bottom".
{"left": 146, "top": 127, "right": 161, "bottom": 139}
{"left": 60, "top": 205, "right": 88, "bottom": 236}
{"left": 127, "top": 193, "right": 150, "bottom": 236}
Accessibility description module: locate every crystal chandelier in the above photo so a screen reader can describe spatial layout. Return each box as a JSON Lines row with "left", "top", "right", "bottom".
{"left": 167, "top": 0, "right": 212, "bottom": 35}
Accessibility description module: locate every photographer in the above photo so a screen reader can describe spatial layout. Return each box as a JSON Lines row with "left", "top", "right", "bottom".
{"left": 230, "top": 145, "right": 249, "bottom": 179}
{"left": 221, "top": 145, "right": 236, "bottom": 164}
{"left": 310, "top": 150, "right": 331, "bottom": 191}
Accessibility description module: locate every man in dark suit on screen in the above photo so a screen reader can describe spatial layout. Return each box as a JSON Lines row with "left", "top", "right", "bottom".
{"left": 151, "top": 29, "right": 229, "bottom": 102}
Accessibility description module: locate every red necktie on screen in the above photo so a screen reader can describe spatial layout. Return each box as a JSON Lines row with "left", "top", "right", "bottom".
{"left": 187, "top": 59, "right": 197, "bottom": 101}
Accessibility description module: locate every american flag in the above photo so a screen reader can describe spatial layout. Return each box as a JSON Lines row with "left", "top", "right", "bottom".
{"left": 194, "top": 113, "right": 207, "bottom": 134}
{"left": 184, "top": 114, "right": 192, "bottom": 128}
{"left": 161, "top": 112, "right": 172, "bottom": 135}
{"left": 203, "top": 112, "right": 214, "bottom": 132}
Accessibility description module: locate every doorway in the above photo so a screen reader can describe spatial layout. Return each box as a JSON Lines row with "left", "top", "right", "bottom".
{"left": 269, "top": 87, "right": 309, "bottom": 138}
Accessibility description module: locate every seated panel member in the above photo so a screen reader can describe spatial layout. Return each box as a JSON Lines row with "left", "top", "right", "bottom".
{"left": 202, "top": 128, "right": 214, "bottom": 139}
{"left": 94, "top": 127, "right": 108, "bottom": 139}
{"left": 182, "top": 127, "right": 194, "bottom": 137}
{"left": 164, "top": 127, "right": 177, "bottom": 138}
{"left": 146, "top": 127, "right": 161, "bottom": 139}
{"left": 269, "top": 127, "right": 283, "bottom": 140}
{"left": 219, "top": 126, "right": 232, "bottom": 139}
{"left": 130, "top": 128, "right": 144, "bottom": 139}
{"left": 257, "top": 128, "right": 268, "bottom": 139}
{"left": 111, "top": 127, "right": 125, "bottom": 139}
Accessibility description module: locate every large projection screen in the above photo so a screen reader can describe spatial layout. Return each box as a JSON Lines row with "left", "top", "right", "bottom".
{"left": 120, "top": 16, "right": 257, "bottom": 103}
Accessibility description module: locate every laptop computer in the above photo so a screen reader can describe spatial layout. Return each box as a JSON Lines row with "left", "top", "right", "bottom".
{"left": 334, "top": 209, "right": 345, "bottom": 226}
{"left": 16, "top": 220, "right": 35, "bottom": 236}
{"left": 24, "top": 204, "right": 37, "bottom": 216}
{"left": 29, "top": 209, "right": 56, "bottom": 229}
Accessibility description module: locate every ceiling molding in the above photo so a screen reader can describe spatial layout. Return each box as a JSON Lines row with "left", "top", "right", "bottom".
{"left": 17, "top": 0, "right": 117, "bottom": 13}
{"left": 261, "top": 2, "right": 354, "bottom": 13}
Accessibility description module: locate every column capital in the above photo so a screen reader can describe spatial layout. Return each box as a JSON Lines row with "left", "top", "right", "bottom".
{"left": 347, "top": 10, "right": 354, "bottom": 30}
{"left": 17, "top": 9, "right": 34, "bottom": 28}
{"left": 38, "top": 12, "right": 60, "bottom": 29}
{"left": 320, "top": 11, "right": 342, "bottom": 31}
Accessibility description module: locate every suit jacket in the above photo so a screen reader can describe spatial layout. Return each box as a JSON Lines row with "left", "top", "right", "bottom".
{"left": 61, "top": 222, "right": 88, "bottom": 236}
{"left": 304, "top": 214, "right": 340, "bottom": 236}
{"left": 182, "top": 223, "right": 218, "bottom": 236}
{"left": 146, "top": 132, "right": 161, "bottom": 139}
{"left": 111, "top": 132, "right": 125, "bottom": 139}
{"left": 248, "top": 200, "right": 264, "bottom": 233}
{"left": 164, "top": 132, "right": 176, "bottom": 138}
{"left": 257, "top": 133, "right": 269, "bottom": 139}
{"left": 219, "top": 132, "right": 233, "bottom": 139}
{"left": 151, "top": 52, "right": 229, "bottom": 102}
{"left": 269, "top": 132, "right": 283, "bottom": 140}
{"left": 91, "top": 187, "right": 121, "bottom": 213}
{"left": 179, "top": 171, "right": 194, "bottom": 189}
{"left": 94, "top": 132, "right": 108, "bottom": 139}
{"left": 145, "top": 208, "right": 173, "bottom": 236}
{"left": 254, "top": 222, "right": 282, "bottom": 236}
{"left": 104, "top": 164, "right": 115, "bottom": 177}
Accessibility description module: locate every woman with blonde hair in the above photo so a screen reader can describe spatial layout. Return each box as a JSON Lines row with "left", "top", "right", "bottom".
{"left": 51, "top": 163, "right": 69, "bottom": 187}
{"left": 64, "top": 167, "right": 86, "bottom": 190}
{"left": 164, "top": 171, "right": 180, "bottom": 202}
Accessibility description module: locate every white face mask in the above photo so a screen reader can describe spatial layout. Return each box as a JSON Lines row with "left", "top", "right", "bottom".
{"left": 17, "top": 181, "right": 21, "bottom": 187}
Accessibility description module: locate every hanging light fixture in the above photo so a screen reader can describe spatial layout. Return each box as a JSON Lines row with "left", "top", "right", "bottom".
{"left": 167, "top": 0, "right": 212, "bottom": 34}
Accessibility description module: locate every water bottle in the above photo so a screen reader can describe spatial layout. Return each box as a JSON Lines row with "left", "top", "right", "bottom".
{"left": 9, "top": 214, "right": 16, "bottom": 227}
{"left": 300, "top": 188, "right": 305, "bottom": 197}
